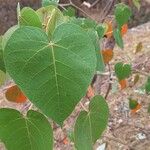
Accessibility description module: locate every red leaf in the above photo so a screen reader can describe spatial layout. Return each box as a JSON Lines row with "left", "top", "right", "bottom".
{"left": 5, "top": 85, "right": 27, "bottom": 103}
{"left": 119, "top": 79, "right": 127, "bottom": 90}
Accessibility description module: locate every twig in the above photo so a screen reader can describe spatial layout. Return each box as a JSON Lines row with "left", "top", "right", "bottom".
{"left": 105, "top": 63, "right": 112, "bottom": 99}
{"left": 100, "top": 0, "right": 116, "bottom": 22}
{"left": 59, "top": 0, "right": 94, "bottom": 21}
{"left": 90, "top": 0, "right": 100, "bottom": 8}
{"left": 80, "top": 101, "right": 88, "bottom": 112}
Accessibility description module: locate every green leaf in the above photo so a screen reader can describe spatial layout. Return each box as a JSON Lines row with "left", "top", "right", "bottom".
{"left": 0, "top": 108, "right": 53, "bottom": 150}
{"left": 132, "top": 0, "right": 141, "bottom": 10}
{"left": 74, "top": 95, "right": 109, "bottom": 150}
{"left": 96, "top": 24, "right": 107, "bottom": 39}
{"left": 63, "top": 7, "right": 76, "bottom": 17}
{"left": 0, "top": 70, "right": 6, "bottom": 86}
{"left": 69, "top": 18, "right": 105, "bottom": 72}
{"left": 129, "top": 98, "right": 138, "bottom": 109}
{"left": 87, "top": 29, "right": 105, "bottom": 72}
{"left": 19, "top": 7, "right": 42, "bottom": 28}
{"left": 115, "top": 62, "right": 131, "bottom": 80}
{"left": 145, "top": 77, "right": 150, "bottom": 94}
{"left": 2, "top": 25, "right": 18, "bottom": 50}
{"left": 46, "top": 8, "right": 64, "bottom": 38}
{"left": 0, "top": 36, "right": 5, "bottom": 73}
{"left": 113, "top": 28, "right": 124, "bottom": 49}
{"left": 4, "top": 23, "right": 96, "bottom": 125}
{"left": 42, "top": 0, "right": 59, "bottom": 6}
{"left": 37, "top": 6, "right": 64, "bottom": 38}
{"left": 115, "top": 3, "right": 132, "bottom": 28}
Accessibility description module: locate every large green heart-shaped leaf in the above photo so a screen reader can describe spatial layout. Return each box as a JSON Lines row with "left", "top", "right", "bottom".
{"left": 19, "top": 7, "right": 42, "bottom": 28}
{"left": 115, "top": 62, "right": 131, "bottom": 81}
{"left": 4, "top": 23, "right": 96, "bottom": 125}
{"left": 0, "top": 108, "right": 53, "bottom": 150}
{"left": 74, "top": 95, "right": 109, "bottom": 150}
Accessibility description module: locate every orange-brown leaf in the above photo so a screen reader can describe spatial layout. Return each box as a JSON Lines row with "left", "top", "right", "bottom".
{"left": 63, "top": 137, "right": 68, "bottom": 145}
{"left": 119, "top": 79, "right": 127, "bottom": 90}
{"left": 5, "top": 85, "right": 27, "bottom": 103}
{"left": 86, "top": 85, "right": 94, "bottom": 99}
{"left": 121, "top": 24, "right": 128, "bottom": 36}
{"left": 102, "top": 49, "right": 113, "bottom": 64}
{"left": 131, "top": 103, "right": 141, "bottom": 114}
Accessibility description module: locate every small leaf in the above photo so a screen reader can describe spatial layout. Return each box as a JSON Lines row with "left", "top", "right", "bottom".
{"left": 145, "top": 77, "right": 150, "bottom": 94}
{"left": 96, "top": 24, "right": 107, "bottom": 39}
{"left": 0, "top": 70, "right": 6, "bottom": 86}
{"left": 119, "top": 79, "right": 127, "bottom": 90}
{"left": 74, "top": 95, "right": 109, "bottom": 150}
{"left": 102, "top": 49, "right": 113, "bottom": 64}
{"left": 115, "top": 62, "right": 131, "bottom": 80}
{"left": 133, "top": 74, "right": 140, "bottom": 85}
{"left": 132, "top": 0, "right": 141, "bottom": 10}
{"left": 5, "top": 85, "right": 27, "bottom": 103}
{"left": 135, "top": 42, "right": 143, "bottom": 54}
{"left": 0, "top": 108, "right": 53, "bottom": 150}
{"left": 63, "top": 7, "right": 76, "bottom": 17}
{"left": 20, "top": 7, "right": 42, "bottom": 28}
{"left": 129, "top": 98, "right": 138, "bottom": 109}
{"left": 42, "top": 0, "right": 59, "bottom": 6}
{"left": 113, "top": 28, "right": 124, "bottom": 49}
{"left": 115, "top": 3, "right": 132, "bottom": 28}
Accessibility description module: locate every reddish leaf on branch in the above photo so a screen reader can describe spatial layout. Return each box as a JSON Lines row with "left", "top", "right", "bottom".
{"left": 121, "top": 24, "right": 128, "bottom": 36}
{"left": 102, "top": 49, "right": 113, "bottom": 64}
{"left": 119, "top": 79, "right": 127, "bottom": 90}
{"left": 86, "top": 85, "right": 95, "bottom": 99}
{"left": 5, "top": 85, "right": 27, "bottom": 103}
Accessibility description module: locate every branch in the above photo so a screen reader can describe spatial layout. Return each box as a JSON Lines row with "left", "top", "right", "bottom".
{"left": 105, "top": 63, "right": 112, "bottom": 99}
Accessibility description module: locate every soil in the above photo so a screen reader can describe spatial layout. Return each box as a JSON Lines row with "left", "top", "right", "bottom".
{"left": 0, "top": 0, "right": 150, "bottom": 150}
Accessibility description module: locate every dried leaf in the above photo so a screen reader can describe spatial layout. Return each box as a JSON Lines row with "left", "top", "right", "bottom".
{"left": 119, "top": 79, "right": 127, "bottom": 90}
{"left": 135, "top": 42, "right": 143, "bottom": 54}
{"left": 133, "top": 74, "right": 140, "bottom": 85}
{"left": 102, "top": 49, "right": 113, "bottom": 64}
{"left": 86, "top": 85, "right": 95, "bottom": 99}
{"left": 5, "top": 85, "right": 27, "bottom": 103}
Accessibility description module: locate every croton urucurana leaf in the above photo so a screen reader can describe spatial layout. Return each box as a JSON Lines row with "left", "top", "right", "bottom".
{"left": 0, "top": 108, "right": 53, "bottom": 150}
{"left": 4, "top": 23, "right": 96, "bottom": 125}
{"left": 74, "top": 95, "right": 109, "bottom": 150}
